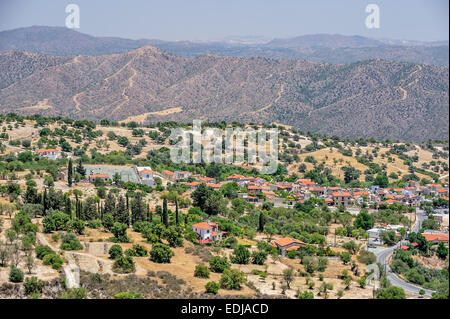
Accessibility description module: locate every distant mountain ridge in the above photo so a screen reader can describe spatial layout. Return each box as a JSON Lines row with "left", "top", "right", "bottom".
{"left": 0, "top": 26, "right": 448, "bottom": 65}
{"left": 0, "top": 46, "right": 448, "bottom": 142}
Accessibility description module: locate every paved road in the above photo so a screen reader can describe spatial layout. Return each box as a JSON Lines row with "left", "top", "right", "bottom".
{"left": 368, "top": 209, "right": 435, "bottom": 296}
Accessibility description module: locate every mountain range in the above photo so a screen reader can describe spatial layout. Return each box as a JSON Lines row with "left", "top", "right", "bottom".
{"left": 0, "top": 43, "right": 448, "bottom": 141}
{"left": 0, "top": 26, "right": 448, "bottom": 65}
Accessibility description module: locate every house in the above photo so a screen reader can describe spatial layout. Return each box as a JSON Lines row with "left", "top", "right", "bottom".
{"left": 199, "top": 176, "right": 215, "bottom": 184}
{"left": 270, "top": 237, "right": 306, "bottom": 256}
{"left": 192, "top": 221, "right": 224, "bottom": 243}
{"left": 422, "top": 232, "right": 449, "bottom": 245}
{"left": 36, "top": 148, "right": 61, "bottom": 160}
{"left": 163, "top": 170, "right": 177, "bottom": 181}
{"left": 332, "top": 192, "right": 352, "bottom": 205}
{"left": 175, "top": 171, "right": 191, "bottom": 180}
{"left": 186, "top": 181, "right": 201, "bottom": 189}
{"left": 309, "top": 186, "right": 325, "bottom": 196}
{"left": 89, "top": 174, "right": 110, "bottom": 183}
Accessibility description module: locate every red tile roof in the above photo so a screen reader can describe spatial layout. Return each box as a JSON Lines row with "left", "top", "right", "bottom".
{"left": 193, "top": 222, "right": 217, "bottom": 230}
{"left": 422, "top": 233, "right": 449, "bottom": 242}
{"left": 271, "top": 237, "right": 306, "bottom": 247}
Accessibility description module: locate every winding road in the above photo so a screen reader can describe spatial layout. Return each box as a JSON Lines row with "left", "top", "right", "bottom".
{"left": 368, "top": 209, "right": 435, "bottom": 296}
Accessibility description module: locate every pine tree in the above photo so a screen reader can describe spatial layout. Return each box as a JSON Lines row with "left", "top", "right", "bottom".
{"left": 68, "top": 158, "right": 73, "bottom": 187}
{"left": 185, "top": 215, "right": 188, "bottom": 229}
{"left": 163, "top": 198, "right": 168, "bottom": 227}
{"left": 76, "top": 159, "right": 86, "bottom": 176}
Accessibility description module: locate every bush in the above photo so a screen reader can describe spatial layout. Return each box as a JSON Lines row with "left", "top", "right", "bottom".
{"left": 35, "top": 245, "right": 54, "bottom": 260}
{"left": 297, "top": 290, "right": 314, "bottom": 299}
{"left": 357, "top": 250, "right": 376, "bottom": 265}
{"left": 219, "top": 269, "right": 246, "bottom": 290}
{"left": 60, "top": 287, "right": 88, "bottom": 299}
{"left": 209, "top": 256, "right": 230, "bottom": 273}
{"left": 194, "top": 264, "right": 210, "bottom": 278}
{"left": 287, "top": 250, "right": 298, "bottom": 259}
{"left": 112, "top": 256, "right": 136, "bottom": 273}
{"left": 131, "top": 244, "right": 148, "bottom": 257}
{"left": 230, "top": 245, "right": 250, "bottom": 264}
{"left": 375, "top": 286, "right": 406, "bottom": 299}
{"left": 42, "top": 253, "right": 64, "bottom": 270}
{"left": 150, "top": 243, "right": 173, "bottom": 263}
{"left": 205, "top": 281, "right": 220, "bottom": 294}
{"left": 24, "top": 276, "right": 44, "bottom": 295}
{"left": 109, "top": 244, "right": 123, "bottom": 259}
{"left": 113, "top": 291, "right": 142, "bottom": 299}
{"left": 251, "top": 250, "right": 268, "bottom": 265}
{"left": 60, "top": 233, "right": 83, "bottom": 251}
{"left": 9, "top": 266, "right": 24, "bottom": 283}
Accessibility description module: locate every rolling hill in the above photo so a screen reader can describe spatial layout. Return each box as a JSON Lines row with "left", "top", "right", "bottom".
{"left": 0, "top": 46, "right": 448, "bottom": 142}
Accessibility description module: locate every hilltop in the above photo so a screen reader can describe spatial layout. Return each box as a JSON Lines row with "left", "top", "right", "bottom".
{"left": 0, "top": 47, "right": 448, "bottom": 142}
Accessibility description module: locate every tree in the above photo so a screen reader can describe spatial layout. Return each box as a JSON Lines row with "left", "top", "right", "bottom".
{"left": 162, "top": 198, "right": 168, "bottom": 227}
{"left": 258, "top": 212, "right": 265, "bottom": 232}
{"left": 76, "top": 159, "right": 86, "bottom": 177}
{"left": 191, "top": 183, "right": 211, "bottom": 211}
{"left": 150, "top": 243, "right": 173, "bottom": 263}
{"left": 24, "top": 276, "right": 44, "bottom": 296}
{"left": 373, "top": 174, "right": 389, "bottom": 188}
{"left": 340, "top": 252, "right": 351, "bottom": 264}
{"left": 194, "top": 264, "right": 210, "bottom": 278}
{"left": 436, "top": 241, "right": 448, "bottom": 260}
{"left": 230, "top": 245, "right": 251, "bottom": 264}
{"left": 251, "top": 250, "right": 268, "bottom": 265}
{"left": 175, "top": 199, "right": 179, "bottom": 225}
{"left": 209, "top": 256, "right": 230, "bottom": 273}
{"left": 353, "top": 210, "right": 374, "bottom": 230}
{"left": 114, "top": 196, "right": 129, "bottom": 225}
{"left": 9, "top": 266, "right": 24, "bottom": 283}
{"left": 109, "top": 244, "right": 123, "bottom": 259}
{"left": 112, "top": 255, "right": 135, "bottom": 273}
{"left": 131, "top": 193, "right": 145, "bottom": 224}
{"left": 219, "top": 269, "right": 246, "bottom": 290}
{"left": 68, "top": 158, "right": 73, "bottom": 187}
{"left": 375, "top": 286, "right": 406, "bottom": 299}
{"left": 111, "top": 222, "right": 129, "bottom": 243}
{"left": 283, "top": 268, "right": 294, "bottom": 289}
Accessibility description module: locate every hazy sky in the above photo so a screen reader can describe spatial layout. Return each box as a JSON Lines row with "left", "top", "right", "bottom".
{"left": 0, "top": 0, "right": 448, "bottom": 41}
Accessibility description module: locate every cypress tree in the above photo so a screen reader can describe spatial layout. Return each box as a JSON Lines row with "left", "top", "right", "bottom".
{"left": 65, "top": 196, "right": 72, "bottom": 219}
{"left": 258, "top": 212, "right": 265, "bottom": 232}
{"left": 68, "top": 158, "right": 73, "bottom": 187}
{"left": 175, "top": 199, "right": 179, "bottom": 225}
{"left": 146, "top": 203, "right": 150, "bottom": 222}
{"left": 42, "top": 188, "right": 48, "bottom": 216}
{"left": 184, "top": 215, "right": 188, "bottom": 229}
{"left": 163, "top": 198, "right": 168, "bottom": 227}
{"left": 115, "top": 196, "right": 129, "bottom": 225}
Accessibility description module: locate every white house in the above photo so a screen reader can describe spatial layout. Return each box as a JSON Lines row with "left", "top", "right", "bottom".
{"left": 36, "top": 148, "right": 61, "bottom": 160}
{"left": 192, "top": 221, "right": 224, "bottom": 243}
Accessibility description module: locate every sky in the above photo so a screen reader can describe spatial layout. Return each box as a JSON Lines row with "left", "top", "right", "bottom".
{"left": 0, "top": 0, "right": 448, "bottom": 42}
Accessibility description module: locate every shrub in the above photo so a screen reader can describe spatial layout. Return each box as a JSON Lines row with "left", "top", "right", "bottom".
{"left": 60, "top": 287, "right": 88, "bottom": 299}
{"left": 24, "top": 276, "right": 44, "bottom": 295}
{"left": 219, "top": 269, "right": 246, "bottom": 290}
{"left": 357, "top": 250, "right": 376, "bottom": 265}
{"left": 194, "top": 264, "right": 210, "bottom": 278}
{"left": 109, "top": 244, "right": 123, "bottom": 259}
{"left": 150, "top": 243, "right": 173, "bottom": 263}
{"left": 251, "top": 250, "right": 268, "bottom": 265}
{"left": 42, "top": 253, "right": 64, "bottom": 270}
{"left": 112, "top": 255, "right": 136, "bottom": 273}
{"left": 287, "top": 250, "right": 298, "bottom": 259}
{"left": 205, "top": 281, "right": 220, "bottom": 294}
{"left": 297, "top": 290, "right": 314, "bottom": 299}
{"left": 35, "top": 245, "right": 54, "bottom": 260}
{"left": 230, "top": 245, "right": 250, "bottom": 264}
{"left": 9, "top": 266, "right": 24, "bottom": 283}
{"left": 209, "top": 256, "right": 230, "bottom": 273}
{"left": 375, "top": 286, "right": 406, "bottom": 299}
{"left": 113, "top": 291, "right": 142, "bottom": 299}
{"left": 131, "top": 244, "right": 148, "bottom": 257}
{"left": 60, "top": 233, "right": 83, "bottom": 251}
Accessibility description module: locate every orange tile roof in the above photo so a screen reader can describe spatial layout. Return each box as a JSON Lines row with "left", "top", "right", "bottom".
{"left": 353, "top": 191, "right": 369, "bottom": 196}
{"left": 437, "top": 189, "right": 448, "bottom": 193}
{"left": 422, "top": 233, "right": 449, "bottom": 242}
{"left": 332, "top": 192, "right": 352, "bottom": 197}
{"left": 140, "top": 169, "right": 156, "bottom": 174}
{"left": 207, "top": 184, "right": 221, "bottom": 188}
{"left": 90, "top": 174, "right": 109, "bottom": 178}
{"left": 37, "top": 148, "right": 58, "bottom": 152}
{"left": 187, "top": 181, "right": 201, "bottom": 187}
{"left": 272, "top": 237, "right": 306, "bottom": 247}
{"left": 200, "top": 177, "right": 215, "bottom": 181}
{"left": 164, "top": 170, "right": 174, "bottom": 175}
{"left": 193, "top": 222, "right": 217, "bottom": 230}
